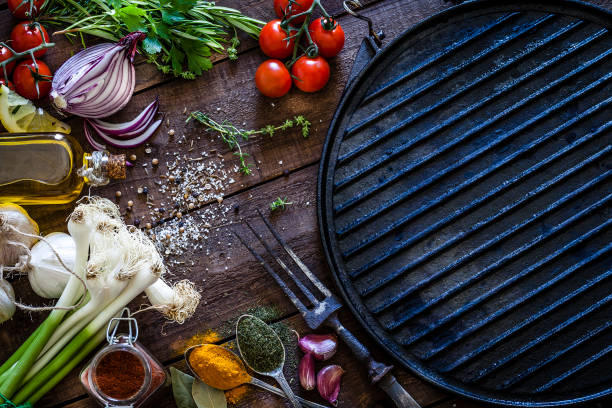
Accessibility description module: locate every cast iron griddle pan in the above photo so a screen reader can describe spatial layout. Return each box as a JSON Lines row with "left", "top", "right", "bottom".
{"left": 318, "top": 0, "right": 612, "bottom": 406}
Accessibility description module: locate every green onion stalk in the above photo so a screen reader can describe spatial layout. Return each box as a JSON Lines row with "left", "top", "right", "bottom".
{"left": 0, "top": 198, "right": 193, "bottom": 406}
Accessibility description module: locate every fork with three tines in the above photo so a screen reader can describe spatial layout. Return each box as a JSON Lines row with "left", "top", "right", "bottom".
{"left": 233, "top": 210, "right": 421, "bottom": 408}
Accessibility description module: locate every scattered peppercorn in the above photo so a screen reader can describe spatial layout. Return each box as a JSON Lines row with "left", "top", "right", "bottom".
{"left": 115, "top": 191, "right": 122, "bottom": 198}
{"left": 188, "top": 203, "right": 195, "bottom": 210}
{"left": 145, "top": 223, "right": 152, "bottom": 230}
{"left": 127, "top": 200, "right": 134, "bottom": 207}
{"left": 283, "top": 169, "right": 290, "bottom": 177}
{"left": 129, "top": 154, "right": 137, "bottom": 161}
{"left": 179, "top": 227, "right": 185, "bottom": 233}
{"left": 152, "top": 158, "right": 159, "bottom": 166}
{"left": 176, "top": 212, "right": 182, "bottom": 219}
{"left": 168, "top": 129, "right": 175, "bottom": 136}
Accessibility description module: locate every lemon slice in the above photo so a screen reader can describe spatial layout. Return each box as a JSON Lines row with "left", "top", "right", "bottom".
{"left": 0, "top": 85, "right": 70, "bottom": 134}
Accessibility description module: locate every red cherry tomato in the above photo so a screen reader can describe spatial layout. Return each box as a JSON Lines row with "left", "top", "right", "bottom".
{"left": 309, "top": 17, "right": 345, "bottom": 58}
{"left": 274, "top": 0, "right": 314, "bottom": 26}
{"left": 291, "top": 56, "right": 330, "bottom": 93}
{"left": 10, "top": 22, "right": 50, "bottom": 58}
{"left": 259, "top": 20, "right": 296, "bottom": 59}
{"left": 12, "top": 59, "right": 52, "bottom": 100}
{"left": 255, "top": 59, "right": 292, "bottom": 98}
{"left": 8, "top": 0, "right": 45, "bottom": 19}
{"left": 0, "top": 78, "right": 15, "bottom": 91}
{"left": 0, "top": 45, "right": 15, "bottom": 76}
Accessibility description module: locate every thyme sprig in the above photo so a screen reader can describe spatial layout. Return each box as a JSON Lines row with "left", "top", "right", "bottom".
{"left": 187, "top": 111, "right": 311, "bottom": 175}
{"left": 270, "top": 197, "right": 292, "bottom": 211}
{"left": 43, "top": 0, "right": 264, "bottom": 79}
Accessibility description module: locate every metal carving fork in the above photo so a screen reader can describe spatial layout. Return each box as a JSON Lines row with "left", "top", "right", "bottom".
{"left": 234, "top": 210, "right": 421, "bottom": 408}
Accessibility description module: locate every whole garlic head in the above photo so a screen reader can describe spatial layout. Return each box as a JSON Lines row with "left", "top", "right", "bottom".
{"left": 0, "top": 204, "right": 39, "bottom": 267}
{"left": 28, "top": 232, "right": 75, "bottom": 299}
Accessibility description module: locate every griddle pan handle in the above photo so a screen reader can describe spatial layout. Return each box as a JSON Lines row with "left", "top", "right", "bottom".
{"left": 343, "top": 1, "right": 385, "bottom": 84}
{"left": 343, "top": 1, "right": 384, "bottom": 47}
{"left": 327, "top": 314, "right": 422, "bottom": 408}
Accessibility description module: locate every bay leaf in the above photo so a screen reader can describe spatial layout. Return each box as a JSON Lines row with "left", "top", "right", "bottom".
{"left": 171, "top": 367, "right": 197, "bottom": 408}
{"left": 192, "top": 379, "right": 227, "bottom": 408}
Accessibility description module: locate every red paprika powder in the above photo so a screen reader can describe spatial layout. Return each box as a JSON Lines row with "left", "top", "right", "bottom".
{"left": 94, "top": 350, "right": 145, "bottom": 400}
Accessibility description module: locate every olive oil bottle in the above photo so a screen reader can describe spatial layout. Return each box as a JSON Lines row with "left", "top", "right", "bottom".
{"left": 0, "top": 133, "right": 126, "bottom": 205}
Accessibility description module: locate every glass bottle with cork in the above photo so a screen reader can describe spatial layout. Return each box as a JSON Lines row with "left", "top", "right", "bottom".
{"left": 0, "top": 133, "right": 127, "bottom": 205}
{"left": 80, "top": 308, "right": 167, "bottom": 407}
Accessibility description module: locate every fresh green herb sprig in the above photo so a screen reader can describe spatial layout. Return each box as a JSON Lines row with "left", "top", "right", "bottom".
{"left": 270, "top": 197, "right": 292, "bottom": 211}
{"left": 187, "top": 111, "right": 311, "bottom": 175}
{"left": 43, "top": 0, "right": 264, "bottom": 79}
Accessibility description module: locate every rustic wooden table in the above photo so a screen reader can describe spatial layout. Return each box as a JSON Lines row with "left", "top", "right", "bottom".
{"left": 1, "top": 0, "right": 611, "bottom": 407}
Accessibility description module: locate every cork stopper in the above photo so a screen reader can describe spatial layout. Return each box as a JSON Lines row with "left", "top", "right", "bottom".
{"left": 107, "top": 154, "right": 127, "bottom": 179}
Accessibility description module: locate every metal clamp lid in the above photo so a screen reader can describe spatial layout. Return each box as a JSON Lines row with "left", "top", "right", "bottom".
{"left": 106, "top": 308, "right": 139, "bottom": 345}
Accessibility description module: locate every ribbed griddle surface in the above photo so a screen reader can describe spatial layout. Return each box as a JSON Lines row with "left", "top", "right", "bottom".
{"left": 318, "top": 1, "right": 612, "bottom": 406}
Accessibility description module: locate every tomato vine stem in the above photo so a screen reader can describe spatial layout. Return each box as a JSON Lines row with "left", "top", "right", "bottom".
{"left": 0, "top": 22, "right": 55, "bottom": 82}
{"left": 280, "top": 0, "right": 333, "bottom": 67}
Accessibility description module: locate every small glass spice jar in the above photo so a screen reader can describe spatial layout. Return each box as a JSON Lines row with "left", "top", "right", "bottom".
{"left": 80, "top": 309, "right": 167, "bottom": 407}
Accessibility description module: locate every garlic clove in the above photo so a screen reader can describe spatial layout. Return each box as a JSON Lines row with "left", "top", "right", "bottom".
{"left": 0, "top": 278, "right": 15, "bottom": 323}
{"left": 316, "top": 364, "right": 344, "bottom": 406}
{"left": 299, "top": 352, "right": 316, "bottom": 391}
{"left": 298, "top": 333, "right": 338, "bottom": 361}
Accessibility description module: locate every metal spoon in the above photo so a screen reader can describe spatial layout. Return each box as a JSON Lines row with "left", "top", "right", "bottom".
{"left": 236, "top": 314, "right": 301, "bottom": 408}
{"left": 185, "top": 344, "right": 329, "bottom": 408}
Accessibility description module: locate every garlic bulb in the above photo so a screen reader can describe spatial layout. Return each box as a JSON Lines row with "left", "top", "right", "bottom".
{"left": 28, "top": 233, "right": 76, "bottom": 299}
{"left": 0, "top": 203, "right": 39, "bottom": 267}
{"left": 0, "top": 277, "right": 15, "bottom": 323}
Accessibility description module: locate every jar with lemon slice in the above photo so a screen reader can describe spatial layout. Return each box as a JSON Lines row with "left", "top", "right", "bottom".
{"left": 0, "top": 86, "right": 127, "bottom": 205}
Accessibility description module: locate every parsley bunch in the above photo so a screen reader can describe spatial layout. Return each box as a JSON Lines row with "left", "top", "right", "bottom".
{"left": 44, "top": 0, "right": 264, "bottom": 79}
{"left": 188, "top": 111, "right": 311, "bottom": 175}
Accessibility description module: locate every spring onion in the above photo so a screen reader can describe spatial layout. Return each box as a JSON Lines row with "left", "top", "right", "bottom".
{"left": 0, "top": 197, "right": 200, "bottom": 405}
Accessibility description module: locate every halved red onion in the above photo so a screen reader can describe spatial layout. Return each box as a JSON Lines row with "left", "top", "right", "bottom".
{"left": 51, "top": 32, "right": 145, "bottom": 118}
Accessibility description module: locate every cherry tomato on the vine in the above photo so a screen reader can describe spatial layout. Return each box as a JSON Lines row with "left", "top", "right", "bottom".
{"left": 10, "top": 22, "right": 50, "bottom": 57}
{"left": 274, "top": 0, "right": 314, "bottom": 26}
{"left": 255, "top": 59, "right": 292, "bottom": 98}
{"left": 0, "top": 79, "right": 15, "bottom": 91}
{"left": 8, "top": 0, "right": 45, "bottom": 19}
{"left": 291, "top": 55, "right": 330, "bottom": 93}
{"left": 309, "top": 17, "right": 345, "bottom": 58}
{"left": 0, "top": 45, "right": 15, "bottom": 76}
{"left": 12, "top": 59, "right": 52, "bottom": 100}
{"left": 259, "top": 20, "right": 296, "bottom": 59}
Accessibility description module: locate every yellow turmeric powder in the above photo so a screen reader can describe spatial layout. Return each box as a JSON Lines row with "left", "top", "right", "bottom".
{"left": 188, "top": 344, "right": 251, "bottom": 390}
{"left": 225, "top": 385, "right": 249, "bottom": 405}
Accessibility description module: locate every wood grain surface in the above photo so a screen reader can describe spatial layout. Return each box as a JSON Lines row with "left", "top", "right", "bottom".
{"left": 1, "top": 0, "right": 611, "bottom": 407}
